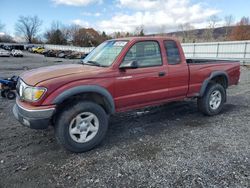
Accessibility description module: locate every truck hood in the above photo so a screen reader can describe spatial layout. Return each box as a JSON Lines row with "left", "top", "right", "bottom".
{"left": 20, "top": 64, "right": 105, "bottom": 86}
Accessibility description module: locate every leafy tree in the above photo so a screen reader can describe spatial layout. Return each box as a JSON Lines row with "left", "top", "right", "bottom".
{"left": 230, "top": 17, "right": 250, "bottom": 41}
{"left": 45, "top": 29, "right": 67, "bottom": 45}
{"left": 101, "top": 31, "right": 107, "bottom": 38}
{"left": 44, "top": 21, "right": 68, "bottom": 45}
{"left": 139, "top": 29, "right": 144, "bottom": 36}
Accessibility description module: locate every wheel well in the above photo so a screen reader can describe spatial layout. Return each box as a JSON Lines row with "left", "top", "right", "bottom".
{"left": 200, "top": 74, "right": 228, "bottom": 97}
{"left": 55, "top": 92, "right": 112, "bottom": 116}
{"left": 210, "top": 75, "right": 228, "bottom": 89}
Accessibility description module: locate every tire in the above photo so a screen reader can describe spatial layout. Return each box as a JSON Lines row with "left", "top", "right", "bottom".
{"left": 1, "top": 90, "right": 7, "bottom": 98}
{"left": 55, "top": 101, "right": 109, "bottom": 153}
{"left": 6, "top": 91, "right": 16, "bottom": 100}
{"left": 197, "top": 83, "right": 226, "bottom": 116}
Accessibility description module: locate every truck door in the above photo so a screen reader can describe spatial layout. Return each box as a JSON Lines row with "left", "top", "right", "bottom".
{"left": 163, "top": 40, "right": 189, "bottom": 99}
{"left": 114, "top": 41, "right": 168, "bottom": 110}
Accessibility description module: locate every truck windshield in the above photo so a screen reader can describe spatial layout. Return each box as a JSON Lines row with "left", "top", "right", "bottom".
{"left": 82, "top": 40, "right": 128, "bottom": 67}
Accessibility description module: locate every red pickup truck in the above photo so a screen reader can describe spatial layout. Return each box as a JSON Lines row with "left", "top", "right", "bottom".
{"left": 13, "top": 37, "right": 240, "bottom": 152}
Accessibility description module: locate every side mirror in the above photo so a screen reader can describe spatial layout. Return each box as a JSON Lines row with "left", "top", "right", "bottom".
{"left": 119, "top": 60, "right": 138, "bottom": 69}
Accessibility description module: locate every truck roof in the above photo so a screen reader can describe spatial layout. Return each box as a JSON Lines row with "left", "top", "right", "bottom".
{"left": 110, "top": 36, "right": 179, "bottom": 42}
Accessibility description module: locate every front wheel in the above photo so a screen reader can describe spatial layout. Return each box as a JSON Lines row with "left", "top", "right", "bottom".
{"left": 197, "top": 83, "right": 226, "bottom": 116}
{"left": 55, "top": 101, "right": 109, "bottom": 153}
{"left": 6, "top": 91, "right": 16, "bottom": 100}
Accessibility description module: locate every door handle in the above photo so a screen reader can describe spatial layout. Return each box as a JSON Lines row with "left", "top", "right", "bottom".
{"left": 158, "top": 72, "right": 166, "bottom": 77}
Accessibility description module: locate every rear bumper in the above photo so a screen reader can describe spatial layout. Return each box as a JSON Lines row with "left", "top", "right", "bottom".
{"left": 13, "top": 101, "right": 55, "bottom": 130}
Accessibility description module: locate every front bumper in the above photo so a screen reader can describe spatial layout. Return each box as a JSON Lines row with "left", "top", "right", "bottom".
{"left": 13, "top": 101, "right": 55, "bottom": 130}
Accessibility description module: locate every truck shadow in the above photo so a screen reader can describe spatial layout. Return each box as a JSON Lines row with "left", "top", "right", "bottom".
{"left": 103, "top": 101, "right": 197, "bottom": 146}
{"left": 102, "top": 100, "right": 238, "bottom": 149}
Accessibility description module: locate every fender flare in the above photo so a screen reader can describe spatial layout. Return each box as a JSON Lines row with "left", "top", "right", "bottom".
{"left": 53, "top": 85, "right": 115, "bottom": 114}
{"left": 199, "top": 71, "right": 229, "bottom": 97}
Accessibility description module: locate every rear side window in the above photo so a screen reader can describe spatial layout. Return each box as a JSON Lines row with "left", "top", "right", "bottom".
{"left": 164, "top": 41, "right": 181, "bottom": 65}
{"left": 123, "top": 41, "right": 162, "bottom": 67}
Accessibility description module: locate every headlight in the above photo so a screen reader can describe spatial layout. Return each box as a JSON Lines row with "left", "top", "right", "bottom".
{"left": 23, "top": 87, "right": 46, "bottom": 101}
{"left": 19, "top": 80, "right": 47, "bottom": 102}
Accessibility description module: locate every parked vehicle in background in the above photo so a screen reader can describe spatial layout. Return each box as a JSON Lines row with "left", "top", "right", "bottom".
{"left": 65, "top": 51, "right": 84, "bottom": 59}
{"left": 11, "top": 49, "right": 23, "bottom": 57}
{"left": 43, "top": 49, "right": 87, "bottom": 59}
{"left": 28, "top": 47, "right": 36, "bottom": 53}
{"left": 13, "top": 37, "right": 240, "bottom": 153}
{"left": 25, "top": 44, "right": 36, "bottom": 51}
{"left": 43, "top": 49, "right": 57, "bottom": 57}
{"left": 0, "top": 49, "right": 10, "bottom": 57}
{"left": 57, "top": 50, "right": 73, "bottom": 58}
{"left": 3, "top": 45, "right": 12, "bottom": 51}
{"left": 0, "top": 76, "right": 18, "bottom": 100}
{"left": 32, "top": 47, "right": 45, "bottom": 54}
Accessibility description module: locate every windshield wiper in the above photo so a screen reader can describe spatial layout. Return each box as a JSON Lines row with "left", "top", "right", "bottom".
{"left": 82, "top": 60, "right": 102, "bottom": 67}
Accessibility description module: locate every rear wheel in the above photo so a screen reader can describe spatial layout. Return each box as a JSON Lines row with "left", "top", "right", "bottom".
{"left": 198, "top": 83, "right": 226, "bottom": 116}
{"left": 55, "top": 101, "right": 108, "bottom": 153}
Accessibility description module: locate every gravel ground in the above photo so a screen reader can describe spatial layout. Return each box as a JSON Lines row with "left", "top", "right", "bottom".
{"left": 0, "top": 52, "right": 249, "bottom": 188}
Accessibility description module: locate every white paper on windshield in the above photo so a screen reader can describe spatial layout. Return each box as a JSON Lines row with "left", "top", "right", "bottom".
{"left": 113, "top": 41, "right": 127, "bottom": 47}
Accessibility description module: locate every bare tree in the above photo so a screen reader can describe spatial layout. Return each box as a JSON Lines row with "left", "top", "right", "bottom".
{"left": 134, "top": 25, "right": 144, "bottom": 36}
{"left": 0, "top": 34, "right": 14, "bottom": 43}
{"left": 202, "top": 15, "right": 221, "bottom": 42}
{"left": 224, "top": 15, "right": 235, "bottom": 39}
{"left": 208, "top": 15, "right": 221, "bottom": 29}
{"left": 202, "top": 28, "right": 213, "bottom": 42}
{"left": 66, "top": 24, "right": 81, "bottom": 43}
{"left": 0, "top": 19, "right": 13, "bottom": 42}
{"left": 224, "top": 15, "right": 235, "bottom": 27}
{"left": 15, "top": 15, "right": 42, "bottom": 43}
{"left": 178, "top": 23, "right": 195, "bottom": 43}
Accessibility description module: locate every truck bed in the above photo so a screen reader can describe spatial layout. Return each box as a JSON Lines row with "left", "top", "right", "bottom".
{"left": 186, "top": 59, "right": 240, "bottom": 97}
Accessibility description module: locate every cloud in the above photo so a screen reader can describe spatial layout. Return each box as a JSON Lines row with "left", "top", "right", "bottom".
{"left": 96, "top": 0, "right": 220, "bottom": 34}
{"left": 81, "top": 12, "right": 101, "bottom": 17}
{"left": 72, "top": 19, "right": 90, "bottom": 27}
{"left": 118, "top": 0, "right": 160, "bottom": 10}
{"left": 52, "top": 0, "right": 101, "bottom": 6}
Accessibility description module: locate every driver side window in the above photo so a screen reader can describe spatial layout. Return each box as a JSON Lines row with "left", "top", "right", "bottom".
{"left": 123, "top": 41, "right": 162, "bottom": 68}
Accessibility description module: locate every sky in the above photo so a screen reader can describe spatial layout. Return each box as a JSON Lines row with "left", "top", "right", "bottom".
{"left": 0, "top": 0, "right": 250, "bottom": 38}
